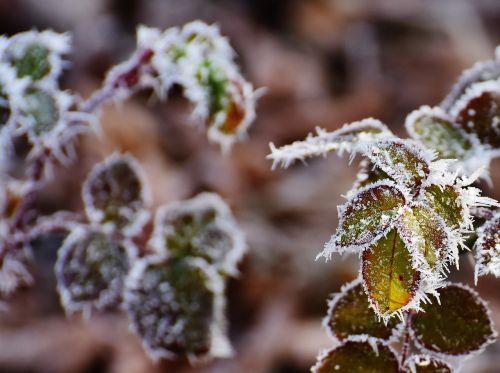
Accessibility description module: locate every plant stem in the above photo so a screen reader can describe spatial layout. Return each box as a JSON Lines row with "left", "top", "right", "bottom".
{"left": 400, "top": 311, "right": 413, "bottom": 367}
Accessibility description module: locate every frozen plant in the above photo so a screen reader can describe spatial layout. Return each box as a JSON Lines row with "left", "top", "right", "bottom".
{"left": 269, "top": 49, "right": 500, "bottom": 372}
{"left": 0, "top": 22, "right": 257, "bottom": 362}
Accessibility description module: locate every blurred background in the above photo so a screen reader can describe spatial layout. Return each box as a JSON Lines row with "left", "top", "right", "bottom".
{"left": 0, "top": 0, "right": 499, "bottom": 372}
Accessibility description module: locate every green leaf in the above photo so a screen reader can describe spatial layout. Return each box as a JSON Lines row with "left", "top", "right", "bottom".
{"left": 398, "top": 205, "right": 448, "bottom": 271}
{"left": 83, "top": 154, "right": 150, "bottom": 236}
{"left": 55, "top": 228, "right": 134, "bottom": 314}
{"left": 362, "top": 139, "right": 431, "bottom": 190}
{"left": 474, "top": 211, "right": 500, "bottom": 282}
{"left": 452, "top": 81, "right": 500, "bottom": 148}
{"left": 152, "top": 193, "right": 245, "bottom": 276}
{"left": 333, "top": 182, "right": 406, "bottom": 249}
{"left": 23, "top": 88, "right": 59, "bottom": 135}
{"left": 197, "top": 59, "right": 228, "bottom": 117}
{"left": 362, "top": 229, "right": 420, "bottom": 316}
{"left": 410, "top": 283, "right": 496, "bottom": 356}
{"left": 124, "top": 256, "right": 231, "bottom": 361}
{"left": 312, "top": 338, "right": 400, "bottom": 373}
{"left": 403, "top": 355, "right": 453, "bottom": 373}
{"left": 423, "top": 185, "right": 463, "bottom": 229}
{"left": 325, "top": 279, "right": 401, "bottom": 340}
{"left": 405, "top": 106, "right": 471, "bottom": 159}
{"left": 15, "top": 44, "right": 51, "bottom": 80}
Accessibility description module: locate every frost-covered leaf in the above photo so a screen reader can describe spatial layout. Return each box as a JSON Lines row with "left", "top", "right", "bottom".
{"left": 350, "top": 160, "right": 392, "bottom": 195}
{"left": 4, "top": 30, "right": 71, "bottom": 85}
{"left": 124, "top": 255, "right": 231, "bottom": 361}
{"left": 451, "top": 81, "right": 500, "bottom": 148}
{"left": 474, "top": 211, "right": 500, "bottom": 282}
{"left": 405, "top": 106, "right": 472, "bottom": 159}
{"left": 423, "top": 185, "right": 463, "bottom": 229}
{"left": 322, "top": 182, "right": 406, "bottom": 256}
{"left": 361, "top": 139, "right": 431, "bottom": 190}
{"left": 83, "top": 154, "right": 151, "bottom": 236}
{"left": 21, "top": 88, "right": 59, "bottom": 135}
{"left": 150, "top": 193, "right": 246, "bottom": 276}
{"left": 403, "top": 355, "right": 453, "bottom": 373}
{"left": 55, "top": 227, "right": 136, "bottom": 315}
{"left": 311, "top": 337, "right": 399, "bottom": 373}
{"left": 267, "top": 119, "right": 393, "bottom": 169}
{"left": 362, "top": 229, "right": 420, "bottom": 317}
{"left": 410, "top": 283, "right": 496, "bottom": 356}
{"left": 398, "top": 205, "right": 449, "bottom": 272}
{"left": 441, "top": 59, "right": 500, "bottom": 111}
{"left": 325, "top": 278, "right": 401, "bottom": 340}
{"left": 15, "top": 44, "right": 51, "bottom": 81}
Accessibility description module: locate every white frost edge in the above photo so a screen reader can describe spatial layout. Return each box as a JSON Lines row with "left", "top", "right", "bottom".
{"left": 267, "top": 118, "right": 393, "bottom": 169}
{"left": 311, "top": 335, "right": 400, "bottom": 373}
{"left": 403, "top": 354, "right": 454, "bottom": 373}
{"left": 409, "top": 282, "right": 498, "bottom": 362}
{"left": 0, "top": 245, "right": 33, "bottom": 295}
{"left": 123, "top": 254, "right": 232, "bottom": 362}
{"left": 149, "top": 192, "right": 246, "bottom": 277}
{"left": 317, "top": 179, "right": 408, "bottom": 261}
{"left": 474, "top": 210, "right": 500, "bottom": 284}
{"left": 82, "top": 153, "right": 152, "bottom": 238}
{"left": 55, "top": 224, "right": 138, "bottom": 317}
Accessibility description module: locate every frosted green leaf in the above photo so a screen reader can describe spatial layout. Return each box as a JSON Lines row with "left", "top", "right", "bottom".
{"left": 474, "top": 211, "right": 500, "bottom": 282}
{"left": 151, "top": 193, "right": 246, "bottom": 276}
{"left": 403, "top": 355, "right": 453, "bottom": 373}
{"left": 23, "top": 88, "right": 59, "bottom": 135}
{"left": 15, "top": 44, "right": 51, "bottom": 80}
{"left": 423, "top": 185, "right": 463, "bottom": 229}
{"left": 312, "top": 338, "right": 399, "bottom": 373}
{"left": 325, "top": 279, "right": 401, "bottom": 340}
{"left": 55, "top": 228, "right": 134, "bottom": 314}
{"left": 399, "top": 205, "right": 448, "bottom": 271}
{"left": 410, "top": 283, "right": 496, "bottom": 356}
{"left": 453, "top": 82, "right": 500, "bottom": 148}
{"left": 405, "top": 106, "right": 471, "bottom": 159}
{"left": 83, "top": 154, "right": 150, "bottom": 236}
{"left": 197, "top": 59, "right": 228, "bottom": 118}
{"left": 124, "top": 256, "right": 231, "bottom": 361}
{"left": 362, "top": 229, "right": 420, "bottom": 316}
{"left": 334, "top": 182, "right": 406, "bottom": 249}
{"left": 362, "top": 139, "right": 431, "bottom": 190}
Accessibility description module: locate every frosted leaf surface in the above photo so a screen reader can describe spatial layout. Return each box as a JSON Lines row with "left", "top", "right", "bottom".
{"left": 441, "top": 59, "right": 500, "bottom": 111}
{"left": 351, "top": 160, "right": 392, "bottom": 193}
{"left": 311, "top": 337, "right": 399, "bottom": 373}
{"left": 124, "top": 256, "right": 231, "bottom": 361}
{"left": 474, "top": 211, "right": 500, "bottom": 282}
{"left": 323, "top": 182, "right": 405, "bottom": 256}
{"left": 83, "top": 154, "right": 150, "bottom": 237}
{"left": 403, "top": 355, "right": 453, "bottom": 373}
{"left": 0, "top": 246, "right": 33, "bottom": 295}
{"left": 267, "top": 119, "right": 393, "bottom": 169}
{"left": 422, "top": 185, "right": 463, "bottom": 229}
{"left": 362, "top": 229, "right": 420, "bottom": 316}
{"left": 55, "top": 227, "right": 135, "bottom": 314}
{"left": 410, "top": 283, "right": 496, "bottom": 356}
{"left": 398, "top": 205, "right": 448, "bottom": 272}
{"left": 21, "top": 88, "right": 59, "bottom": 135}
{"left": 151, "top": 193, "right": 246, "bottom": 276}
{"left": 405, "top": 106, "right": 472, "bottom": 159}
{"left": 361, "top": 139, "right": 431, "bottom": 190}
{"left": 451, "top": 81, "right": 500, "bottom": 148}
{"left": 325, "top": 278, "right": 401, "bottom": 340}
